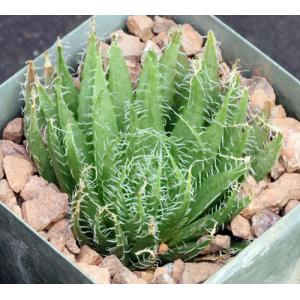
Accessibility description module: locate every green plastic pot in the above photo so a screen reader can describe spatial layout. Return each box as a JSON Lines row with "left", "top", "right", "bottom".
{"left": 0, "top": 15, "right": 300, "bottom": 284}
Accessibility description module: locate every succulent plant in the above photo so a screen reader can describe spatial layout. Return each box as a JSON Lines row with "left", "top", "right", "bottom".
{"left": 23, "top": 24, "right": 282, "bottom": 269}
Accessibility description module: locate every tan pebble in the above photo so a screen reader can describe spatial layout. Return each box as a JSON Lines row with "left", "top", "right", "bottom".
{"left": 271, "top": 118, "right": 300, "bottom": 172}
{"left": 48, "top": 219, "right": 68, "bottom": 252}
{"left": 158, "top": 243, "right": 169, "bottom": 255}
{"left": 111, "top": 30, "right": 144, "bottom": 62}
{"left": 213, "top": 235, "right": 231, "bottom": 250}
{"left": 20, "top": 175, "right": 48, "bottom": 201}
{"left": 62, "top": 247, "right": 76, "bottom": 263}
{"left": 242, "top": 76, "right": 276, "bottom": 112}
{"left": 251, "top": 209, "right": 281, "bottom": 237}
{"left": 270, "top": 161, "right": 285, "bottom": 180}
{"left": 50, "top": 235, "right": 65, "bottom": 252}
{"left": 3, "top": 155, "right": 34, "bottom": 193}
{"left": 77, "top": 245, "right": 103, "bottom": 265}
{"left": 10, "top": 204, "right": 22, "bottom": 218}
{"left": 152, "top": 16, "right": 176, "bottom": 34}
{"left": 242, "top": 173, "right": 300, "bottom": 218}
{"left": 65, "top": 227, "right": 81, "bottom": 255}
{"left": 154, "top": 273, "right": 176, "bottom": 284}
{"left": 0, "top": 179, "right": 16, "bottom": 203}
{"left": 38, "top": 231, "right": 48, "bottom": 240}
{"left": 133, "top": 270, "right": 154, "bottom": 283}
{"left": 271, "top": 105, "right": 286, "bottom": 119}
{"left": 99, "top": 255, "right": 125, "bottom": 276}
{"left": 284, "top": 199, "right": 300, "bottom": 215}
{"left": 77, "top": 263, "right": 110, "bottom": 284}
{"left": 152, "top": 32, "right": 169, "bottom": 48}
{"left": 0, "top": 140, "right": 30, "bottom": 160}
{"left": 172, "top": 259, "right": 185, "bottom": 283}
{"left": 3, "top": 118, "right": 24, "bottom": 143}
{"left": 180, "top": 24, "right": 203, "bottom": 56}
{"left": 181, "top": 262, "right": 221, "bottom": 284}
{"left": 280, "top": 131, "right": 300, "bottom": 172}
{"left": 271, "top": 117, "right": 300, "bottom": 135}
{"left": 127, "top": 15, "right": 154, "bottom": 42}
{"left": 230, "top": 215, "right": 253, "bottom": 240}
{"left": 152, "top": 264, "right": 173, "bottom": 283}
{"left": 48, "top": 219, "right": 80, "bottom": 254}
{"left": 113, "top": 268, "right": 147, "bottom": 284}
{"left": 22, "top": 187, "right": 68, "bottom": 231}
{"left": 239, "top": 175, "right": 267, "bottom": 199}
{"left": 0, "top": 179, "right": 21, "bottom": 217}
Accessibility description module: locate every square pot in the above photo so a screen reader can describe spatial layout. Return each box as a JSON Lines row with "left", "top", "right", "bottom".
{"left": 1, "top": 15, "right": 300, "bottom": 284}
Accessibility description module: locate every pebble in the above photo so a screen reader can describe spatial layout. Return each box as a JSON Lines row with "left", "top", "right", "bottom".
{"left": 152, "top": 16, "right": 176, "bottom": 34}
{"left": 127, "top": 15, "right": 154, "bottom": 42}
{"left": 22, "top": 184, "right": 68, "bottom": 231}
{"left": 230, "top": 215, "right": 253, "bottom": 240}
{"left": 77, "top": 245, "right": 103, "bottom": 265}
{"left": 112, "top": 30, "right": 145, "bottom": 62}
{"left": 3, "top": 155, "right": 34, "bottom": 192}
{"left": 284, "top": 199, "right": 300, "bottom": 215}
{"left": 2, "top": 117, "right": 24, "bottom": 143}
{"left": 181, "top": 262, "right": 221, "bottom": 284}
{"left": 77, "top": 263, "right": 110, "bottom": 284}
{"left": 242, "top": 173, "right": 300, "bottom": 218}
{"left": 251, "top": 209, "right": 281, "bottom": 237}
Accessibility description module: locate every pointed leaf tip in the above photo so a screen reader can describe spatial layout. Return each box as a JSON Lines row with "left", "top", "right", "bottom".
{"left": 56, "top": 36, "right": 63, "bottom": 48}
{"left": 43, "top": 51, "right": 52, "bottom": 67}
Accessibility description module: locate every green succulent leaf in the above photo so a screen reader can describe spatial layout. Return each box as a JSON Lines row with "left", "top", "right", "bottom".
{"left": 71, "top": 177, "right": 95, "bottom": 246}
{"left": 188, "top": 161, "right": 248, "bottom": 222}
{"left": 56, "top": 79, "right": 91, "bottom": 183}
{"left": 169, "top": 191, "right": 250, "bottom": 246}
{"left": 251, "top": 133, "right": 283, "bottom": 181}
{"left": 93, "top": 88, "right": 118, "bottom": 187}
{"left": 108, "top": 43, "right": 133, "bottom": 131}
{"left": 46, "top": 120, "right": 75, "bottom": 194}
{"left": 56, "top": 39, "right": 78, "bottom": 116}
{"left": 159, "top": 31, "right": 182, "bottom": 110}
{"left": 160, "top": 239, "right": 210, "bottom": 263}
{"left": 173, "top": 50, "right": 192, "bottom": 110}
{"left": 36, "top": 79, "right": 57, "bottom": 123}
{"left": 199, "top": 30, "right": 220, "bottom": 121}
{"left": 172, "top": 67, "right": 206, "bottom": 141}
{"left": 27, "top": 89, "right": 56, "bottom": 183}
{"left": 159, "top": 161, "right": 193, "bottom": 242}
{"left": 24, "top": 61, "right": 36, "bottom": 135}
{"left": 246, "top": 114, "right": 270, "bottom": 156}
{"left": 77, "top": 30, "right": 107, "bottom": 144}
{"left": 93, "top": 211, "right": 114, "bottom": 253}
{"left": 136, "top": 51, "right": 164, "bottom": 133}
{"left": 111, "top": 214, "right": 128, "bottom": 262}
